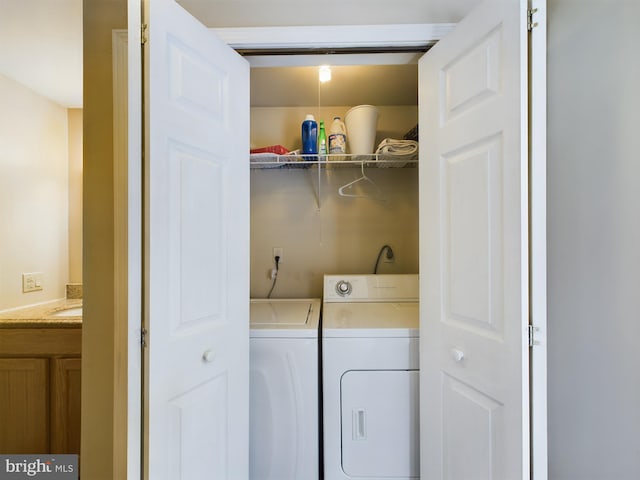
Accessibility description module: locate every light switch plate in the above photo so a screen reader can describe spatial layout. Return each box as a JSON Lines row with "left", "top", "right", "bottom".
{"left": 22, "top": 272, "right": 43, "bottom": 293}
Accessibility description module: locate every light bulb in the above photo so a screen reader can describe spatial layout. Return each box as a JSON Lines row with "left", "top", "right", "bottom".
{"left": 319, "top": 65, "right": 332, "bottom": 83}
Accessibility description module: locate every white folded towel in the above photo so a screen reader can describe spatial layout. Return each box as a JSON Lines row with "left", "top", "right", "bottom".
{"left": 375, "top": 138, "right": 419, "bottom": 167}
{"left": 375, "top": 138, "right": 419, "bottom": 156}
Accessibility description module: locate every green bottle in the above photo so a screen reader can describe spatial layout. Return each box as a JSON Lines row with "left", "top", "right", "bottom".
{"left": 318, "top": 120, "right": 327, "bottom": 161}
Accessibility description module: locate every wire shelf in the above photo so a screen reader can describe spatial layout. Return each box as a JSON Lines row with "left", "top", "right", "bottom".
{"left": 249, "top": 153, "right": 418, "bottom": 169}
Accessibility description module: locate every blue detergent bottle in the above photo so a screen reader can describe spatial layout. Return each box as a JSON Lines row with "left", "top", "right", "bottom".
{"left": 301, "top": 114, "right": 318, "bottom": 160}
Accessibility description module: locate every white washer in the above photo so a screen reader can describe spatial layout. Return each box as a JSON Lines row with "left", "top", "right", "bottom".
{"left": 249, "top": 298, "right": 321, "bottom": 480}
{"left": 322, "top": 275, "right": 419, "bottom": 480}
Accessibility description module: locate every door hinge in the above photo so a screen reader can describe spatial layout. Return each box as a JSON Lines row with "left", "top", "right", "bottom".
{"left": 141, "top": 23, "right": 148, "bottom": 45}
{"left": 527, "top": 8, "right": 539, "bottom": 31}
{"left": 141, "top": 327, "right": 148, "bottom": 348}
{"left": 528, "top": 325, "right": 540, "bottom": 347}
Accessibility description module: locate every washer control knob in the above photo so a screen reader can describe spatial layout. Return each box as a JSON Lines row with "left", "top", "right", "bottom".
{"left": 336, "top": 280, "right": 352, "bottom": 296}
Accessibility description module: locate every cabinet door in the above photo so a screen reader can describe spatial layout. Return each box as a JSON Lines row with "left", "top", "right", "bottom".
{"left": 419, "top": 0, "right": 537, "bottom": 477}
{"left": 0, "top": 358, "right": 49, "bottom": 453}
{"left": 50, "top": 357, "right": 82, "bottom": 454}
{"left": 144, "top": 0, "right": 250, "bottom": 477}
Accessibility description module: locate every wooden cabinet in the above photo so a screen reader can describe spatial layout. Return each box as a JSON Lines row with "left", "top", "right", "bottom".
{"left": 0, "top": 327, "right": 81, "bottom": 455}
{"left": 51, "top": 357, "right": 82, "bottom": 454}
{"left": 0, "top": 358, "right": 49, "bottom": 453}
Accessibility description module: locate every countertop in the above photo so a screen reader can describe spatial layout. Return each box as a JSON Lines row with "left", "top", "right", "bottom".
{"left": 0, "top": 299, "right": 82, "bottom": 328}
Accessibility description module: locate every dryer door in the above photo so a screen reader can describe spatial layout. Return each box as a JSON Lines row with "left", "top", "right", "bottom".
{"left": 341, "top": 370, "right": 420, "bottom": 478}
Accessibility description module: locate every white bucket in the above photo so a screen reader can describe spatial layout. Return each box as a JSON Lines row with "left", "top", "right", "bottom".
{"left": 345, "top": 105, "right": 379, "bottom": 155}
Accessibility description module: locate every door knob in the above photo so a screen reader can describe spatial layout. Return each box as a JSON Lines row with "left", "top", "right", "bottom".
{"left": 451, "top": 349, "right": 465, "bottom": 362}
{"left": 202, "top": 349, "right": 216, "bottom": 363}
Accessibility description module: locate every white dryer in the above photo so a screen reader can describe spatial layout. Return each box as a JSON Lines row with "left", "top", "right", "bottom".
{"left": 322, "top": 275, "right": 419, "bottom": 480}
{"left": 249, "top": 298, "right": 321, "bottom": 480}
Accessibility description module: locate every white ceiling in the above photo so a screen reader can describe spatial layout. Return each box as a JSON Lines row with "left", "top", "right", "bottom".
{"left": 0, "top": 0, "right": 479, "bottom": 109}
{"left": 178, "top": 0, "right": 478, "bottom": 28}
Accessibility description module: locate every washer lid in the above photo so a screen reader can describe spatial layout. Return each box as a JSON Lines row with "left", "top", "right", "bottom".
{"left": 322, "top": 302, "right": 418, "bottom": 338}
{"left": 250, "top": 298, "right": 321, "bottom": 338}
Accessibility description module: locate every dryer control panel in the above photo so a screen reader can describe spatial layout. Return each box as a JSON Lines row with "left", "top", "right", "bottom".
{"left": 324, "top": 274, "right": 418, "bottom": 302}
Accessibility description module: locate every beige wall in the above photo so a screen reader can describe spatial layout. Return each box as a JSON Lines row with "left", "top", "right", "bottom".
{"left": 68, "top": 108, "right": 83, "bottom": 283}
{"left": 82, "top": 0, "right": 126, "bottom": 478}
{"left": 251, "top": 167, "right": 419, "bottom": 298}
{"left": 251, "top": 105, "right": 418, "bottom": 151}
{"left": 0, "top": 73, "right": 69, "bottom": 311}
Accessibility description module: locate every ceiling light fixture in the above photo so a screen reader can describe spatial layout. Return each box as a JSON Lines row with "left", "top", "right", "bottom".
{"left": 319, "top": 65, "right": 332, "bottom": 83}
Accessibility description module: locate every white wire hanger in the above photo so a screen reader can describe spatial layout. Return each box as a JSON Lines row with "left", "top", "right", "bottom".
{"left": 338, "top": 161, "right": 383, "bottom": 199}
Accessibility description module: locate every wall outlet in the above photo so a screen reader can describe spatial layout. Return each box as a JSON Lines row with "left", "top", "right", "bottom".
{"left": 273, "top": 247, "right": 283, "bottom": 263}
{"left": 22, "top": 272, "right": 43, "bottom": 293}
